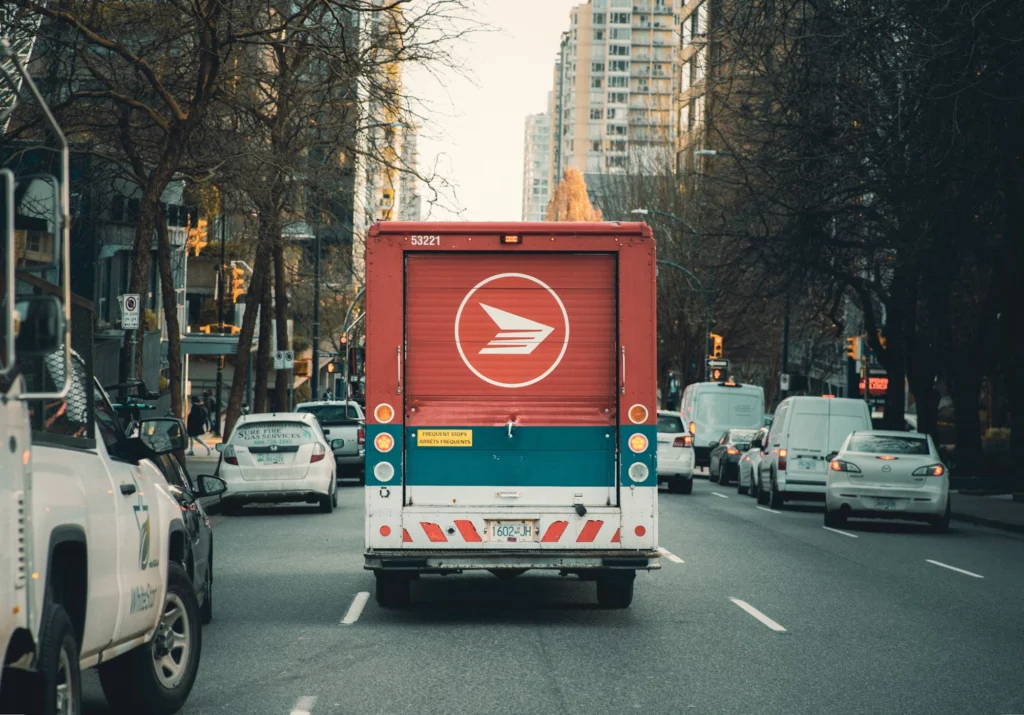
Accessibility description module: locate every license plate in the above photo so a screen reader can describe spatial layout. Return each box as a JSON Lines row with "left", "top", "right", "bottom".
{"left": 876, "top": 497, "right": 896, "bottom": 510}
{"left": 486, "top": 521, "right": 537, "bottom": 543}
{"left": 255, "top": 453, "right": 285, "bottom": 465}
{"left": 800, "top": 459, "right": 815, "bottom": 470}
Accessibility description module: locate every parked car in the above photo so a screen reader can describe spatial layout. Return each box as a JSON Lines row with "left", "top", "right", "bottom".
{"left": 737, "top": 426, "right": 770, "bottom": 496}
{"left": 296, "top": 400, "right": 365, "bottom": 483}
{"left": 216, "top": 412, "right": 339, "bottom": 513}
{"left": 825, "top": 430, "right": 950, "bottom": 531}
{"left": 757, "top": 396, "right": 873, "bottom": 509}
{"left": 656, "top": 410, "right": 695, "bottom": 494}
{"left": 709, "top": 428, "right": 760, "bottom": 486}
{"left": 679, "top": 380, "right": 765, "bottom": 472}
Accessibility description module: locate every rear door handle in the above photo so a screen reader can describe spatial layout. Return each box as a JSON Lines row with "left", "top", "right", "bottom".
{"left": 120, "top": 483, "right": 137, "bottom": 496}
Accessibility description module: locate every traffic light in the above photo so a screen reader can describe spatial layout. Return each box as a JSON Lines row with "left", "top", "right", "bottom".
{"left": 711, "top": 367, "right": 723, "bottom": 381}
{"left": 230, "top": 262, "right": 246, "bottom": 302}
{"left": 710, "top": 333, "right": 723, "bottom": 359}
{"left": 327, "top": 361, "right": 336, "bottom": 374}
{"left": 846, "top": 336, "right": 860, "bottom": 360}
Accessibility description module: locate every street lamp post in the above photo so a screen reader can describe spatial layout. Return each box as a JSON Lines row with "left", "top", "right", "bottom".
{"left": 631, "top": 208, "right": 714, "bottom": 381}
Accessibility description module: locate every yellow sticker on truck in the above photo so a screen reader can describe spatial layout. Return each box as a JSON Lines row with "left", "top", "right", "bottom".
{"left": 417, "top": 429, "right": 473, "bottom": 447}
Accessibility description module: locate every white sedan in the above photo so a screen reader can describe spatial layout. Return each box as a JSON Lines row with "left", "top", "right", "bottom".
{"left": 217, "top": 412, "right": 339, "bottom": 513}
{"left": 825, "top": 431, "right": 949, "bottom": 532}
{"left": 657, "top": 411, "right": 695, "bottom": 494}
{"left": 737, "top": 426, "right": 770, "bottom": 497}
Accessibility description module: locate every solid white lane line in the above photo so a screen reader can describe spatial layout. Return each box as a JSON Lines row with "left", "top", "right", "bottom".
{"left": 290, "top": 696, "right": 317, "bottom": 715}
{"left": 729, "top": 598, "right": 787, "bottom": 632}
{"left": 711, "top": 492, "right": 729, "bottom": 499}
{"left": 823, "top": 526, "right": 858, "bottom": 538}
{"left": 926, "top": 559, "right": 984, "bottom": 579}
{"left": 658, "top": 547, "right": 685, "bottom": 564}
{"left": 340, "top": 592, "right": 370, "bottom": 625}
{"left": 756, "top": 506, "right": 781, "bottom": 514}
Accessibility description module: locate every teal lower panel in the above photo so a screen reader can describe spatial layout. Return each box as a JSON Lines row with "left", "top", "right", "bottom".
{"left": 405, "top": 448, "right": 615, "bottom": 487}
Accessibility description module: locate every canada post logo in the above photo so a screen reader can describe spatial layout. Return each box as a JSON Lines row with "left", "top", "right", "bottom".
{"left": 454, "top": 273, "right": 570, "bottom": 388}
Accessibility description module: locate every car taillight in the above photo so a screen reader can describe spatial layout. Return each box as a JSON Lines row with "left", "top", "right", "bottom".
{"left": 358, "top": 427, "right": 365, "bottom": 445}
{"left": 829, "top": 459, "right": 861, "bottom": 473}
{"left": 727, "top": 446, "right": 739, "bottom": 455}
{"left": 778, "top": 448, "right": 787, "bottom": 471}
{"left": 673, "top": 435, "right": 692, "bottom": 448}
{"left": 912, "top": 464, "right": 945, "bottom": 476}
{"left": 311, "top": 443, "right": 326, "bottom": 463}
{"left": 224, "top": 445, "right": 238, "bottom": 465}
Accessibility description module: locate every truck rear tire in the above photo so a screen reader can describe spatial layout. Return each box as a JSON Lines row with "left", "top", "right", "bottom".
{"left": 36, "top": 602, "right": 81, "bottom": 715}
{"left": 98, "top": 562, "right": 201, "bottom": 715}
{"left": 596, "top": 571, "right": 635, "bottom": 609}
{"left": 375, "top": 571, "right": 411, "bottom": 608}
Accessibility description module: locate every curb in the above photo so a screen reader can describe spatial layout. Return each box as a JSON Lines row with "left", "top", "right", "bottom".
{"left": 952, "top": 511, "right": 1024, "bottom": 535}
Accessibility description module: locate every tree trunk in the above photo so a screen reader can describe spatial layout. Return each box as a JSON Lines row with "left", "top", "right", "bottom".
{"left": 122, "top": 193, "right": 159, "bottom": 388}
{"left": 154, "top": 212, "right": 184, "bottom": 419}
{"left": 223, "top": 242, "right": 272, "bottom": 439}
{"left": 273, "top": 239, "right": 290, "bottom": 411}
{"left": 253, "top": 270, "right": 273, "bottom": 413}
{"left": 950, "top": 362, "right": 984, "bottom": 475}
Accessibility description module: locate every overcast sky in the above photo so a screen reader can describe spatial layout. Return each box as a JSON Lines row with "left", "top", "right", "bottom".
{"left": 405, "top": 0, "right": 580, "bottom": 221}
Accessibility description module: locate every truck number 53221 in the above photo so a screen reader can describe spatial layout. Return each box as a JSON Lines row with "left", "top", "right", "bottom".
{"left": 410, "top": 235, "right": 440, "bottom": 245}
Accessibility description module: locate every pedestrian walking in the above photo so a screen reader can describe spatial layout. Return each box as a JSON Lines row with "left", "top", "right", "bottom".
{"left": 186, "top": 395, "right": 212, "bottom": 456}
{"left": 205, "top": 388, "right": 220, "bottom": 435}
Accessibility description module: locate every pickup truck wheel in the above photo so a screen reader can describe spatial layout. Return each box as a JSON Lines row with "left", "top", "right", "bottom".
{"left": 37, "top": 603, "right": 81, "bottom": 715}
{"left": 200, "top": 562, "right": 213, "bottom": 625}
{"left": 98, "top": 562, "right": 201, "bottom": 715}
{"left": 375, "top": 572, "right": 411, "bottom": 608}
{"left": 596, "top": 571, "right": 635, "bottom": 609}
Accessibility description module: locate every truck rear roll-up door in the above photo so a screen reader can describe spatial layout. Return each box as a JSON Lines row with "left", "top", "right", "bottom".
{"left": 404, "top": 253, "right": 618, "bottom": 508}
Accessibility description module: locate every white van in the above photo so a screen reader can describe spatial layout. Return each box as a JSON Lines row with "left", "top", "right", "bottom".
{"left": 679, "top": 381, "right": 765, "bottom": 470}
{"left": 756, "top": 396, "right": 872, "bottom": 509}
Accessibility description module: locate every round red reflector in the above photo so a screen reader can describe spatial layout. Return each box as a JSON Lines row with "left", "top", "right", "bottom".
{"left": 634, "top": 525, "right": 647, "bottom": 537}
{"left": 379, "top": 525, "right": 392, "bottom": 537}
{"left": 374, "top": 433, "right": 395, "bottom": 453}
{"left": 374, "top": 403, "right": 395, "bottom": 424}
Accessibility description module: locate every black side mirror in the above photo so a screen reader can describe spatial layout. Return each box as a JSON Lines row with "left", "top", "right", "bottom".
{"left": 138, "top": 418, "right": 187, "bottom": 454}
{"left": 15, "top": 295, "right": 64, "bottom": 355}
{"left": 197, "top": 475, "right": 227, "bottom": 497}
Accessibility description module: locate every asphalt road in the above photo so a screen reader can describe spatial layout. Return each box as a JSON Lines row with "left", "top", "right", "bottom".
{"left": 81, "top": 462, "right": 1024, "bottom": 715}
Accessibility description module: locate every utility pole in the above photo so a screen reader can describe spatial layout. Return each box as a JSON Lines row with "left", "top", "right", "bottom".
{"left": 214, "top": 213, "right": 226, "bottom": 434}
{"left": 781, "top": 288, "right": 791, "bottom": 396}
{"left": 311, "top": 213, "right": 322, "bottom": 400}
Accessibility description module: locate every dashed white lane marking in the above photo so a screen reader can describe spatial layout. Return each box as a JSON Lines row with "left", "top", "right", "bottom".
{"left": 658, "top": 547, "right": 685, "bottom": 564}
{"left": 290, "top": 695, "right": 317, "bottom": 715}
{"left": 340, "top": 592, "right": 370, "bottom": 625}
{"left": 711, "top": 492, "right": 729, "bottom": 499}
{"left": 823, "top": 526, "right": 858, "bottom": 538}
{"left": 756, "top": 506, "right": 781, "bottom": 514}
{"left": 729, "top": 598, "right": 787, "bottom": 632}
{"left": 926, "top": 559, "right": 984, "bottom": 579}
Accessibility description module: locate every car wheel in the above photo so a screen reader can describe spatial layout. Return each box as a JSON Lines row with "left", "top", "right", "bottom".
{"left": 667, "top": 478, "right": 683, "bottom": 494}
{"left": 709, "top": 464, "right": 720, "bottom": 483}
{"left": 929, "top": 499, "right": 951, "bottom": 533}
{"left": 319, "top": 490, "right": 334, "bottom": 514}
{"left": 331, "top": 480, "right": 338, "bottom": 508}
{"left": 375, "top": 571, "right": 412, "bottom": 608}
{"left": 824, "top": 509, "right": 846, "bottom": 528}
{"left": 737, "top": 471, "right": 748, "bottom": 495}
{"left": 36, "top": 602, "right": 81, "bottom": 715}
{"left": 99, "top": 562, "right": 201, "bottom": 715}
{"left": 749, "top": 472, "right": 759, "bottom": 498}
{"left": 596, "top": 571, "right": 635, "bottom": 609}
{"left": 679, "top": 477, "right": 693, "bottom": 495}
{"left": 768, "top": 475, "right": 784, "bottom": 510}
{"left": 200, "top": 561, "right": 213, "bottom": 625}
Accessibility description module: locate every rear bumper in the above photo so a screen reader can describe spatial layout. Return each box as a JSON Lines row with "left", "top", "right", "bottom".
{"left": 222, "top": 473, "right": 333, "bottom": 501}
{"left": 827, "top": 484, "right": 947, "bottom": 518}
{"left": 365, "top": 549, "right": 661, "bottom": 572}
{"left": 657, "top": 451, "right": 694, "bottom": 478}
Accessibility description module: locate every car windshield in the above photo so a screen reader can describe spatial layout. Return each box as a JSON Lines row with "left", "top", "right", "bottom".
{"left": 297, "top": 404, "right": 361, "bottom": 424}
{"left": 658, "top": 414, "right": 685, "bottom": 433}
{"left": 847, "top": 434, "right": 930, "bottom": 455}
{"left": 231, "top": 421, "right": 317, "bottom": 447}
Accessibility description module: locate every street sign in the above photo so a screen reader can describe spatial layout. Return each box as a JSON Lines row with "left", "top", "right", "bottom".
{"left": 121, "top": 294, "right": 140, "bottom": 329}
{"left": 274, "top": 350, "right": 295, "bottom": 370}
{"left": 707, "top": 359, "right": 729, "bottom": 368}
{"left": 780, "top": 373, "right": 791, "bottom": 391}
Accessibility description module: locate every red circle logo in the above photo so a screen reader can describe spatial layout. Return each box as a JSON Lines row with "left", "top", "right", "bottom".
{"left": 455, "top": 273, "right": 570, "bottom": 389}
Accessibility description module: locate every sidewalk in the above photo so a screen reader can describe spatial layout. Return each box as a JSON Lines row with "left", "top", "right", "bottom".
{"left": 952, "top": 492, "right": 1024, "bottom": 534}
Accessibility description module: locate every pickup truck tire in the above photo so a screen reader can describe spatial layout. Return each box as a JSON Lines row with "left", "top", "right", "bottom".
{"left": 596, "top": 571, "right": 635, "bottom": 609}
{"left": 36, "top": 602, "right": 81, "bottom": 715}
{"left": 375, "top": 571, "right": 411, "bottom": 608}
{"left": 98, "top": 563, "right": 201, "bottom": 715}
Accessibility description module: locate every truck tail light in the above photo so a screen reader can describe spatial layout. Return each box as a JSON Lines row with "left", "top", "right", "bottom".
{"left": 689, "top": 421, "right": 695, "bottom": 435}
{"left": 358, "top": 427, "right": 365, "bottom": 445}
{"left": 673, "top": 436, "right": 692, "bottom": 448}
{"left": 224, "top": 445, "right": 238, "bottom": 465}
{"left": 311, "top": 443, "right": 326, "bottom": 463}
{"left": 627, "top": 433, "right": 649, "bottom": 453}
{"left": 778, "top": 448, "right": 787, "bottom": 471}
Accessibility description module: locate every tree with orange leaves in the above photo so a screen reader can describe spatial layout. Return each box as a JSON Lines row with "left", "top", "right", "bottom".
{"left": 544, "top": 168, "right": 603, "bottom": 221}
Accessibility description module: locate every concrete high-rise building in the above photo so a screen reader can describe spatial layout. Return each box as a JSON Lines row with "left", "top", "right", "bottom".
{"left": 549, "top": 0, "right": 680, "bottom": 193}
{"left": 676, "top": 0, "right": 710, "bottom": 177}
{"left": 521, "top": 109, "right": 552, "bottom": 220}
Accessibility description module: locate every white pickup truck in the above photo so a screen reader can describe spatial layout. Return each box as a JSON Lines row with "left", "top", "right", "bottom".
{"left": 0, "top": 73, "right": 214, "bottom": 714}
